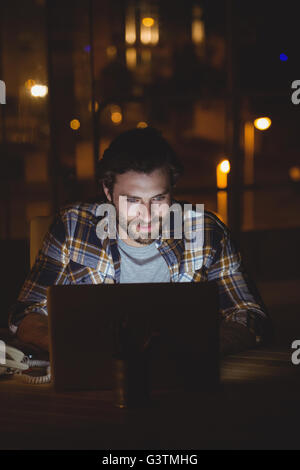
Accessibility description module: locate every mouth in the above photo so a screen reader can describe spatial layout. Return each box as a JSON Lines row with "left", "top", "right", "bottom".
{"left": 138, "top": 223, "right": 152, "bottom": 232}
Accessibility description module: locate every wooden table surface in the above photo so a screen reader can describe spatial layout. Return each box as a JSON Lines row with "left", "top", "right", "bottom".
{"left": 0, "top": 346, "right": 299, "bottom": 450}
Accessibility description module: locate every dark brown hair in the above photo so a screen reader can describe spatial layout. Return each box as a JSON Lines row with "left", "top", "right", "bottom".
{"left": 96, "top": 127, "right": 184, "bottom": 197}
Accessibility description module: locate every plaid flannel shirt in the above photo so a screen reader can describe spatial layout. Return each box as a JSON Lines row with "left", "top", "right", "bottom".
{"left": 8, "top": 200, "right": 269, "bottom": 341}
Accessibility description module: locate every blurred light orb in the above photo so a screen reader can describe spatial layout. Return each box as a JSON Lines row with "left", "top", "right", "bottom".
{"left": 31, "top": 84, "right": 48, "bottom": 98}
{"left": 70, "top": 119, "right": 80, "bottom": 130}
{"left": 137, "top": 121, "right": 148, "bottom": 128}
{"left": 142, "top": 17, "right": 154, "bottom": 27}
{"left": 254, "top": 117, "right": 272, "bottom": 130}
{"left": 289, "top": 166, "right": 300, "bottom": 182}
{"left": 220, "top": 159, "right": 230, "bottom": 174}
{"left": 280, "top": 53, "right": 288, "bottom": 61}
{"left": 111, "top": 112, "right": 122, "bottom": 124}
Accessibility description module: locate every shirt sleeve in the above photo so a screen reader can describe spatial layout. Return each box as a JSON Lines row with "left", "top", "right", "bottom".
{"left": 206, "top": 221, "right": 271, "bottom": 345}
{"left": 8, "top": 211, "right": 70, "bottom": 334}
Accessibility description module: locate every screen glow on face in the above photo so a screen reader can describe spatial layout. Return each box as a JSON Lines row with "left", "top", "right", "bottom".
{"left": 108, "top": 169, "right": 172, "bottom": 245}
{"left": 116, "top": 194, "right": 170, "bottom": 244}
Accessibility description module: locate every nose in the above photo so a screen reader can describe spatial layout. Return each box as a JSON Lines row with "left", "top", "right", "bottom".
{"left": 138, "top": 203, "right": 151, "bottom": 224}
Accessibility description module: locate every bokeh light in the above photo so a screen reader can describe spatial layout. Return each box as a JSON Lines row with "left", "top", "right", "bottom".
{"left": 289, "top": 166, "right": 300, "bottom": 182}
{"left": 254, "top": 117, "right": 272, "bottom": 131}
{"left": 30, "top": 84, "right": 48, "bottom": 98}
{"left": 220, "top": 159, "right": 230, "bottom": 174}
{"left": 137, "top": 121, "right": 148, "bottom": 128}
{"left": 70, "top": 119, "right": 80, "bottom": 130}
{"left": 111, "top": 112, "right": 122, "bottom": 124}
{"left": 142, "top": 17, "right": 154, "bottom": 27}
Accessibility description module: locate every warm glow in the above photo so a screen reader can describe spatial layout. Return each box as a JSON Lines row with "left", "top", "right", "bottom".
{"left": 289, "top": 166, "right": 300, "bottom": 182}
{"left": 217, "top": 191, "right": 227, "bottom": 225}
{"left": 141, "top": 48, "right": 151, "bottom": 64}
{"left": 25, "top": 79, "right": 36, "bottom": 90}
{"left": 217, "top": 160, "right": 230, "bottom": 189}
{"left": 142, "top": 17, "right": 154, "bottom": 27}
{"left": 125, "top": 3, "right": 136, "bottom": 44}
{"left": 106, "top": 45, "right": 117, "bottom": 60}
{"left": 30, "top": 84, "right": 48, "bottom": 97}
{"left": 110, "top": 104, "right": 122, "bottom": 125}
{"left": 192, "top": 19, "right": 205, "bottom": 44}
{"left": 140, "top": 13, "right": 159, "bottom": 45}
{"left": 254, "top": 117, "right": 272, "bottom": 131}
{"left": 217, "top": 159, "right": 229, "bottom": 222}
{"left": 88, "top": 100, "right": 99, "bottom": 112}
{"left": 140, "top": 24, "right": 151, "bottom": 44}
{"left": 243, "top": 121, "right": 255, "bottom": 230}
{"left": 220, "top": 159, "right": 230, "bottom": 174}
{"left": 126, "top": 47, "right": 137, "bottom": 69}
{"left": 70, "top": 119, "right": 80, "bottom": 130}
{"left": 137, "top": 121, "right": 148, "bottom": 128}
{"left": 125, "top": 27, "right": 136, "bottom": 45}
{"left": 111, "top": 112, "right": 122, "bottom": 124}
{"left": 151, "top": 25, "right": 159, "bottom": 45}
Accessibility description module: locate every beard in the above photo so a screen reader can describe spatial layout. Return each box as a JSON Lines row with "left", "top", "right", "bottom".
{"left": 116, "top": 211, "right": 165, "bottom": 245}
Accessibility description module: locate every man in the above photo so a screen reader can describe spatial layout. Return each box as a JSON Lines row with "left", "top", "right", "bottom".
{"left": 8, "top": 127, "right": 270, "bottom": 356}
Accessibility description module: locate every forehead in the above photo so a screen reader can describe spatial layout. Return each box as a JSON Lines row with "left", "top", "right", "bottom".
{"left": 114, "top": 168, "right": 170, "bottom": 194}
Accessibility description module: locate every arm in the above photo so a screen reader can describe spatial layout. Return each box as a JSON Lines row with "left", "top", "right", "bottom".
{"left": 16, "top": 313, "right": 49, "bottom": 351}
{"left": 206, "top": 219, "right": 271, "bottom": 357}
{"left": 219, "top": 320, "right": 257, "bottom": 358}
{"left": 8, "top": 212, "right": 70, "bottom": 352}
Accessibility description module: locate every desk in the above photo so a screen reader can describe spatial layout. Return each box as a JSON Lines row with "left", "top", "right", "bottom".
{"left": 0, "top": 347, "right": 299, "bottom": 450}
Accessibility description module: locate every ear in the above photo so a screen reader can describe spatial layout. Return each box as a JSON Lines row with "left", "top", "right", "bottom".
{"left": 102, "top": 183, "right": 112, "bottom": 202}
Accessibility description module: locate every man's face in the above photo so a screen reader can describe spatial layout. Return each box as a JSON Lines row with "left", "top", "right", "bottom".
{"left": 103, "top": 168, "right": 172, "bottom": 247}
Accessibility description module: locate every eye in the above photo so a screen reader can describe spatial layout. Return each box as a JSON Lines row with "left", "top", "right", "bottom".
{"left": 152, "top": 196, "right": 166, "bottom": 202}
{"left": 127, "top": 197, "right": 139, "bottom": 203}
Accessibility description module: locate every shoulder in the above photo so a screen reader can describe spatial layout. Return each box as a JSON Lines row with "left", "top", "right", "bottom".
{"left": 57, "top": 200, "right": 104, "bottom": 224}
{"left": 53, "top": 201, "right": 106, "bottom": 241}
{"left": 173, "top": 199, "right": 230, "bottom": 240}
{"left": 203, "top": 210, "right": 229, "bottom": 236}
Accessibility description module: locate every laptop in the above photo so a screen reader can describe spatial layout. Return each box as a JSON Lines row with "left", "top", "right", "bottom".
{"left": 47, "top": 281, "right": 219, "bottom": 392}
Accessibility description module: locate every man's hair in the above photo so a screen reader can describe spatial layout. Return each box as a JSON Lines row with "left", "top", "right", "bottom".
{"left": 96, "top": 127, "right": 184, "bottom": 196}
